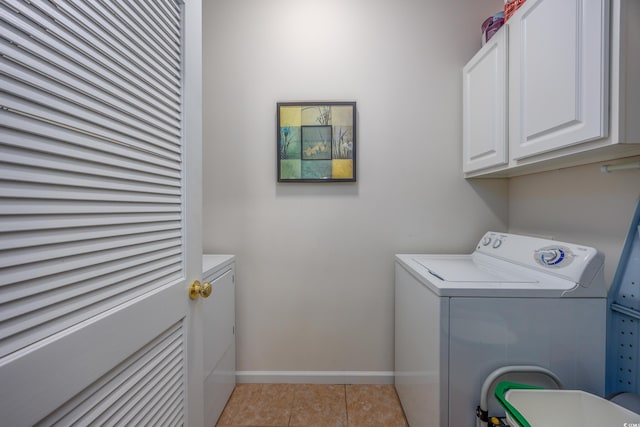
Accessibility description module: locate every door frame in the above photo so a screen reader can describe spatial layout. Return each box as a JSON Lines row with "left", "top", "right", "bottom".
{"left": 183, "top": 0, "right": 204, "bottom": 425}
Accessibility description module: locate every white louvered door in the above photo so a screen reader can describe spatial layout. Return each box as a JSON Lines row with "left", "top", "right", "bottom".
{"left": 0, "top": 0, "right": 203, "bottom": 426}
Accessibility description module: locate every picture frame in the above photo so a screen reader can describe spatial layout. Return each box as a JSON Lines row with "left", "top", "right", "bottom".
{"left": 277, "top": 102, "right": 356, "bottom": 182}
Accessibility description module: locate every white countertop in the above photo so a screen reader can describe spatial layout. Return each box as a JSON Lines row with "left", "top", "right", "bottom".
{"left": 203, "top": 254, "right": 235, "bottom": 275}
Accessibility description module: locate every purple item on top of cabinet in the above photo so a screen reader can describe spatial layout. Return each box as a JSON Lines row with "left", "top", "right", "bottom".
{"left": 482, "top": 11, "right": 504, "bottom": 45}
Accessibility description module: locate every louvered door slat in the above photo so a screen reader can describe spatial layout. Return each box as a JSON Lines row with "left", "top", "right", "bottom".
{"left": 1, "top": 248, "right": 180, "bottom": 301}
{"left": 0, "top": 37, "right": 180, "bottom": 140}
{"left": 1, "top": 265, "right": 182, "bottom": 357}
{"left": 111, "top": 0, "right": 180, "bottom": 57}
{"left": 3, "top": 222, "right": 181, "bottom": 250}
{"left": 1, "top": 163, "right": 180, "bottom": 195}
{"left": 2, "top": 145, "right": 180, "bottom": 187}
{"left": 36, "top": 323, "right": 185, "bottom": 427}
{"left": 88, "top": 345, "right": 182, "bottom": 425}
{"left": 58, "top": 0, "right": 181, "bottom": 88}
{"left": 0, "top": 214, "right": 180, "bottom": 234}
{"left": 137, "top": 375, "right": 183, "bottom": 425}
{"left": 0, "top": 128, "right": 180, "bottom": 178}
{"left": 75, "top": 0, "right": 180, "bottom": 73}
{"left": 99, "top": 352, "right": 183, "bottom": 425}
{"left": 1, "top": 260, "right": 181, "bottom": 326}
{"left": 1, "top": 164, "right": 180, "bottom": 197}
{"left": 161, "top": 394, "right": 185, "bottom": 427}
{"left": 0, "top": 238, "right": 181, "bottom": 286}
{"left": 121, "top": 369, "right": 183, "bottom": 426}
{"left": 1, "top": 83, "right": 180, "bottom": 157}
{"left": 143, "top": 0, "right": 181, "bottom": 40}
{"left": 0, "top": 212, "right": 181, "bottom": 231}
{"left": 6, "top": 0, "right": 181, "bottom": 104}
{"left": 95, "top": 0, "right": 181, "bottom": 72}
{"left": 0, "top": 0, "right": 179, "bottom": 118}
{"left": 0, "top": 11, "right": 179, "bottom": 129}
{"left": 159, "top": 0, "right": 182, "bottom": 20}
{"left": 0, "top": 229, "right": 181, "bottom": 269}
{"left": 0, "top": 181, "right": 181, "bottom": 203}
{"left": 0, "top": 123, "right": 181, "bottom": 172}
{"left": 0, "top": 28, "right": 178, "bottom": 125}
{"left": 112, "top": 0, "right": 181, "bottom": 59}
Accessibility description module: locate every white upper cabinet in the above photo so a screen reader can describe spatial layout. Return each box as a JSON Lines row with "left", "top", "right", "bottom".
{"left": 463, "top": 28, "right": 508, "bottom": 173}
{"left": 463, "top": 0, "right": 640, "bottom": 178}
{"left": 509, "top": 0, "right": 608, "bottom": 160}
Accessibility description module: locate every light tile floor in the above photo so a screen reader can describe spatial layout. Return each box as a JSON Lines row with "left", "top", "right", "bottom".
{"left": 216, "top": 383, "right": 408, "bottom": 427}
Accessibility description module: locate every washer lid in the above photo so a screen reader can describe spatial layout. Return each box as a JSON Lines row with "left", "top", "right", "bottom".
{"left": 414, "top": 258, "right": 537, "bottom": 283}
{"left": 397, "top": 254, "right": 580, "bottom": 297}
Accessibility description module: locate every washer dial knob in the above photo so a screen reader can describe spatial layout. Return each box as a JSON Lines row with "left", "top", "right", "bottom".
{"left": 482, "top": 236, "right": 492, "bottom": 246}
{"left": 535, "top": 246, "right": 574, "bottom": 267}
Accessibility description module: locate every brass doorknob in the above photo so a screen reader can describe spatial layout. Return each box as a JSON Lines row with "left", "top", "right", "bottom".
{"left": 201, "top": 281, "right": 212, "bottom": 298}
{"left": 189, "top": 280, "right": 212, "bottom": 300}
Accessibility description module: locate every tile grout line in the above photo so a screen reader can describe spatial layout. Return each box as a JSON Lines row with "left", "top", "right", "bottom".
{"left": 287, "top": 383, "right": 294, "bottom": 427}
{"left": 344, "top": 384, "right": 349, "bottom": 427}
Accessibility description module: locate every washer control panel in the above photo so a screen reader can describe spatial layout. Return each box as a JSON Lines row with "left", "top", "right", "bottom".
{"left": 474, "top": 231, "right": 604, "bottom": 286}
{"left": 534, "top": 245, "right": 574, "bottom": 268}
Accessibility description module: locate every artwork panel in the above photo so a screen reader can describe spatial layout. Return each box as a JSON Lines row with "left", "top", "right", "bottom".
{"left": 280, "top": 126, "right": 301, "bottom": 159}
{"left": 280, "top": 159, "right": 302, "bottom": 179}
{"left": 330, "top": 105, "right": 354, "bottom": 126}
{"left": 302, "top": 126, "right": 332, "bottom": 160}
{"left": 280, "top": 106, "right": 302, "bottom": 127}
{"left": 331, "top": 126, "right": 353, "bottom": 159}
{"left": 301, "top": 105, "right": 332, "bottom": 126}
{"left": 301, "top": 160, "right": 332, "bottom": 179}
{"left": 332, "top": 159, "right": 353, "bottom": 179}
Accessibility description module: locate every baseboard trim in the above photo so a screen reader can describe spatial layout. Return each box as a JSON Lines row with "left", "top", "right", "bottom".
{"left": 235, "top": 371, "right": 395, "bottom": 385}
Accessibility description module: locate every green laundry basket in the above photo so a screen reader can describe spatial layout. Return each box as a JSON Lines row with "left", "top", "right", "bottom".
{"left": 495, "top": 381, "right": 640, "bottom": 427}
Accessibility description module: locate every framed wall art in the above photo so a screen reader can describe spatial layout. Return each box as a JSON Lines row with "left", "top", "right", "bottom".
{"left": 277, "top": 102, "right": 356, "bottom": 182}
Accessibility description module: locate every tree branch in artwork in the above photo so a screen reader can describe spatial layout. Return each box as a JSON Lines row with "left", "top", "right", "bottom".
{"left": 315, "top": 106, "right": 331, "bottom": 125}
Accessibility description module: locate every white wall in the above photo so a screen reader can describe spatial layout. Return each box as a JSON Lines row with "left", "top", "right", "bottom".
{"left": 509, "top": 156, "right": 640, "bottom": 287}
{"left": 202, "top": 0, "right": 506, "bottom": 375}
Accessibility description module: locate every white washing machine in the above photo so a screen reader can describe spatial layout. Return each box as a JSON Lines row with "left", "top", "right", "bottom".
{"left": 394, "top": 232, "right": 607, "bottom": 427}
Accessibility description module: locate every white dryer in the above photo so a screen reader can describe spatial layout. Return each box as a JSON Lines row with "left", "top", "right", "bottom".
{"left": 394, "top": 232, "right": 607, "bottom": 427}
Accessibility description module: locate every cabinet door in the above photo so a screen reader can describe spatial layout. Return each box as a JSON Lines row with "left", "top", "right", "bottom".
{"left": 509, "top": 0, "right": 609, "bottom": 160}
{"left": 462, "top": 28, "right": 508, "bottom": 173}
{"left": 203, "top": 267, "right": 236, "bottom": 425}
